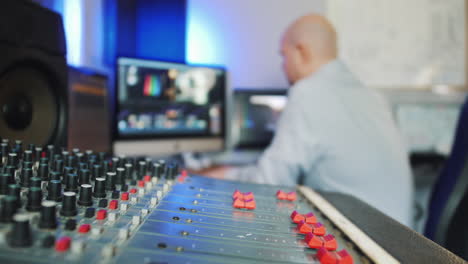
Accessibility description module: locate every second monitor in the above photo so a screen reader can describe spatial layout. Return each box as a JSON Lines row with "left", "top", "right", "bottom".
{"left": 113, "top": 57, "right": 227, "bottom": 156}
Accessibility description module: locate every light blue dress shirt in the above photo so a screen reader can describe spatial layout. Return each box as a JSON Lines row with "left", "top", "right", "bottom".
{"left": 227, "top": 59, "right": 414, "bottom": 227}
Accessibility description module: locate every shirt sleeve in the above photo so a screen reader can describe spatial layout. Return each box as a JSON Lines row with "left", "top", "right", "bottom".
{"left": 225, "top": 83, "right": 325, "bottom": 186}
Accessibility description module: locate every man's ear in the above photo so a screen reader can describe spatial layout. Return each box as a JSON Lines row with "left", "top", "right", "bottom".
{"left": 297, "top": 43, "right": 312, "bottom": 65}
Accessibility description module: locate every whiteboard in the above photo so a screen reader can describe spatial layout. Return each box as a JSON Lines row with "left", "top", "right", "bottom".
{"left": 327, "top": 0, "right": 465, "bottom": 88}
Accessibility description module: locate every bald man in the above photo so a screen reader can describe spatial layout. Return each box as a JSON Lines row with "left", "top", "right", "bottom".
{"left": 206, "top": 14, "right": 414, "bottom": 226}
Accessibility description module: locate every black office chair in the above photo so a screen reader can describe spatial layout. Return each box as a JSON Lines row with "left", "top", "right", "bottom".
{"left": 425, "top": 95, "right": 468, "bottom": 259}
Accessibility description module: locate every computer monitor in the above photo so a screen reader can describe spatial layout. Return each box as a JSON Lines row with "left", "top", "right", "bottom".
{"left": 232, "top": 88, "right": 288, "bottom": 149}
{"left": 113, "top": 57, "right": 227, "bottom": 156}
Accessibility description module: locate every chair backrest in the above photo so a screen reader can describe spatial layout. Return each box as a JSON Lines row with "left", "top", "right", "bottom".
{"left": 425, "top": 95, "right": 468, "bottom": 258}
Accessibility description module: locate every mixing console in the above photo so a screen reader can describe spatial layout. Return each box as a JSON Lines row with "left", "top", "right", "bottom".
{"left": 0, "top": 138, "right": 398, "bottom": 264}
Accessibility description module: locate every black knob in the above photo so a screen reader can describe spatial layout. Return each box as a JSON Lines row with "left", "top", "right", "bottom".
{"left": 39, "top": 157, "right": 49, "bottom": 165}
{"left": 46, "top": 145, "right": 54, "bottom": 159}
{"left": 93, "top": 177, "right": 106, "bottom": 198}
{"left": 116, "top": 167, "right": 125, "bottom": 184}
{"left": 23, "top": 150, "right": 33, "bottom": 162}
{"left": 34, "top": 147, "right": 42, "bottom": 163}
{"left": 1, "top": 143, "right": 10, "bottom": 158}
{"left": 0, "top": 196, "right": 18, "bottom": 222}
{"left": 111, "top": 190, "right": 120, "bottom": 199}
{"left": 78, "top": 184, "right": 93, "bottom": 206}
{"left": 111, "top": 157, "right": 119, "bottom": 172}
{"left": 61, "top": 191, "right": 77, "bottom": 216}
{"left": 47, "top": 180, "right": 62, "bottom": 201}
{"left": 8, "top": 153, "right": 18, "bottom": 167}
{"left": 64, "top": 173, "right": 78, "bottom": 192}
{"left": 117, "top": 156, "right": 125, "bottom": 168}
{"left": 26, "top": 187, "right": 42, "bottom": 212}
{"left": 38, "top": 200, "right": 58, "bottom": 229}
{"left": 85, "top": 150, "right": 93, "bottom": 159}
{"left": 49, "top": 171, "right": 61, "bottom": 181}
{"left": 138, "top": 161, "right": 147, "bottom": 179}
{"left": 167, "top": 164, "right": 178, "bottom": 180}
{"left": 105, "top": 172, "right": 116, "bottom": 191}
{"left": 8, "top": 184, "right": 21, "bottom": 207}
{"left": 102, "top": 160, "right": 110, "bottom": 176}
{"left": 38, "top": 163, "right": 49, "bottom": 181}
{"left": 78, "top": 162, "right": 88, "bottom": 170}
{"left": 0, "top": 173, "right": 11, "bottom": 194}
{"left": 152, "top": 163, "right": 162, "bottom": 178}
{"left": 76, "top": 152, "right": 85, "bottom": 163}
{"left": 87, "top": 157, "right": 96, "bottom": 170}
{"left": 20, "top": 167, "right": 33, "bottom": 187}
{"left": 53, "top": 159, "right": 63, "bottom": 174}
{"left": 30, "top": 177, "right": 42, "bottom": 188}
{"left": 84, "top": 207, "right": 95, "bottom": 218}
{"left": 4, "top": 166, "right": 15, "bottom": 183}
{"left": 126, "top": 157, "right": 136, "bottom": 167}
{"left": 61, "top": 151, "right": 70, "bottom": 162}
{"left": 124, "top": 163, "right": 133, "bottom": 180}
{"left": 63, "top": 167, "right": 74, "bottom": 180}
{"left": 66, "top": 156, "right": 76, "bottom": 168}
{"left": 14, "top": 140, "right": 23, "bottom": 153}
{"left": 22, "top": 161, "right": 33, "bottom": 169}
{"left": 7, "top": 213, "right": 33, "bottom": 247}
{"left": 98, "top": 152, "right": 106, "bottom": 163}
{"left": 78, "top": 169, "right": 90, "bottom": 184}
{"left": 158, "top": 160, "right": 166, "bottom": 173}
{"left": 92, "top": 164, "right": 102, "bottom": 180}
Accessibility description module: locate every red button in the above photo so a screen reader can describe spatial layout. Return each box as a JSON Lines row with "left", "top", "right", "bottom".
{"left": 323, "top": 234, "right": 338, "bottom": 251}
{"left": 121, "top": 192, "right": 129, "bottom": 200}
{"left": 291, "top": 210, "right": 305, "bottom": 223}
{"left": 305, "top": 234, "right": 337, "bottom": 251}
{"left": 181, "top": 170, "right": 188, "bottom": 177}
{"left": 96, "top": 209, "right": 107, "bottom": 220}
{"left": 137, "top": 180, "right": 145, "bottom": 187}
{"left": 243, "top": 192, "right": 254, "bottom": 200}
{"left": 129, "top": 188, "right": 137, "bottom": 194}
{"left": 337, "top": 250, "right": 353, "bottom": 264}
{"left": 317, "top": 248, "right": 353, "bottom": 264}
{"left": 55, "top": 236, "right": 71, "bottom": 252}
{"left": 304, "top": 212, "right": 318, "bottom": 224}
{"left": 232, "top": 190, "right": 242, "bottom": 199}
{"left": 305, "top": 233, "right": 323, "bottom": 248}
{"left": 78, "top": 224, "right": 91, "bottom": 233}
{"left": 233, "top": 198, "right": 244, "bottom": 209}
{"left": 312, "top": 223, "right": 326, "bottom": 236}
{"left": 298, "top": 220, "right": 313, "bottom": 234}
{"left": 109, "top": 200, "right": 118, "bottom": 210}
{"left": 277, "top": 190, "right": 287, "bottom": 200}
{"left": 143, "top": 175, "right": 151, "bottom": 182}
{"left": 244, "top": 199, "right": 256, "bottom": 210}
{"left": 287, "top": 191, "right": 297, "bottom": 201}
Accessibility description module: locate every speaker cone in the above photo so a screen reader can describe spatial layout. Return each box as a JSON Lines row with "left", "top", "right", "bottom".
{"left": 0, "top": 66, "right": 58, "bottom": 146}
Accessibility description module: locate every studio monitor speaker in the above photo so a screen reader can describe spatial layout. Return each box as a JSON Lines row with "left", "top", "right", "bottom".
{"left": 0, "top": 0, "right": 68, "bottom": 147}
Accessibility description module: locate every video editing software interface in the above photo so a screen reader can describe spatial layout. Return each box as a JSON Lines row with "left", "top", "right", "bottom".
{"left": 116, "top": 57, "right": 225, "bottom": 140}
{"left": 234, "top": 89, "right": 288, "bottom": 148}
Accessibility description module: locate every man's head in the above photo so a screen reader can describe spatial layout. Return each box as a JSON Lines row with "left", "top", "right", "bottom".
{"left": 280, "top": 14, "right": 338, "bottom": 85}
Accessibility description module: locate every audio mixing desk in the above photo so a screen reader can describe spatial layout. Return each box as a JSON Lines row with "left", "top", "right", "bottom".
{"left": 0, "top": 139, "right": 465, "bottom": 264}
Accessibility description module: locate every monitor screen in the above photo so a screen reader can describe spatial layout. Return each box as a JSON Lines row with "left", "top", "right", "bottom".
{"left": 233, "top": 89, "right": 288, "bottom": 149}
{"left": 113, "top": 57, "right": 226, "bottom": 156}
